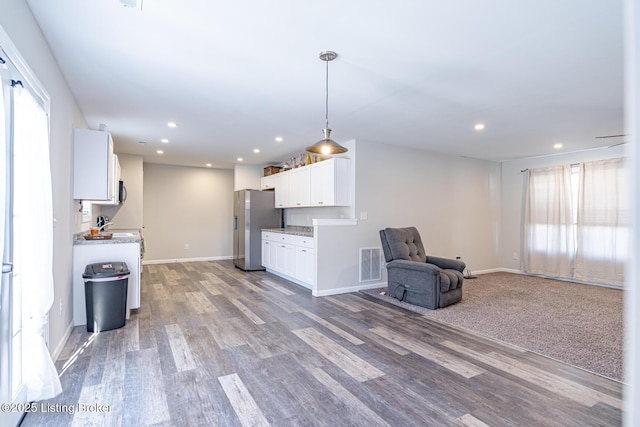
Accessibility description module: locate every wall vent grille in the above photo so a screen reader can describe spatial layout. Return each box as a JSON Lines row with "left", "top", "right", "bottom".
{"left": 359, "top": 247, "right": 382, "bottom": 282}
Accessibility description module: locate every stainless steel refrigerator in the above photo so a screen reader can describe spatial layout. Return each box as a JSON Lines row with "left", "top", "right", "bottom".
{"left": 233, "top": 190, "right": 282, "bottom": 271}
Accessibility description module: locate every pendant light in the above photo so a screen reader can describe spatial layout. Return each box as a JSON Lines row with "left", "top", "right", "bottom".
{"left": 306, "top": 50, "right": 348, "bottom": 155}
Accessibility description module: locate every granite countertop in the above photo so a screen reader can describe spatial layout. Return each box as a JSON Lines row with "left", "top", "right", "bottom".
{"left": 262, "top": 226, "right": 314, "bottom": 237}
{"left": 74, "top": 229, "right": 143, "bottom": 245}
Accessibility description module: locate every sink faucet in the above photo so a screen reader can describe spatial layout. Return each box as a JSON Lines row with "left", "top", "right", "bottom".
{"left": 98, "top": 222, "right": 113, "bottom": 231}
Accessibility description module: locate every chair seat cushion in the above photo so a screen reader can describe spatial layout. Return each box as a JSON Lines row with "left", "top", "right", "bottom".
{"left": 440, "top": 269, "right": 464, "bottom": 292}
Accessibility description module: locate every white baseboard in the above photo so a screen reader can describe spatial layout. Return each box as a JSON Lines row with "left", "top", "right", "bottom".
{"left": 51, "top": 320, "right": 74, "bottom": 361}
{"left": 143, "top": 255, "right": 233, "bottom": 265}
{"left": 471, "top": 268, "right": 523, "bottom": 275}
{"left": 314, "top": 281, "right": 386, "bottom": 297}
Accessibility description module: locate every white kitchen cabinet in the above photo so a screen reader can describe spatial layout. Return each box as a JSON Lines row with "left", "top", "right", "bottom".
{"left": 262, "top": 158, "right": 351, "bottom": 208}
{"left": 260, "top": 174, "right": 276, "bottom": 190}
{"left": 289, "top": 167, "right": 311, "bottom": 207}
{"left": 262, "top": 231, "right": 315, "bottom": 288}
{"left": 310, "top": 158, "right": 350, "bottom": 206}
{"left": 92, "top": 154, "right": 121, "bottom": 205}
{"left": 274, "top": 171, "right": 290, "bottom": 208}
{"left": 73, "top": 128, "right": 115, "bottom": 201}
{"left": 295, "top": 246, "right": 315, "bottom": 285}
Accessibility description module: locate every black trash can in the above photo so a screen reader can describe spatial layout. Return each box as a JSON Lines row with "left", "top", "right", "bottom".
{"left": 83, "top": 262, "right": 130, "bottom": 332}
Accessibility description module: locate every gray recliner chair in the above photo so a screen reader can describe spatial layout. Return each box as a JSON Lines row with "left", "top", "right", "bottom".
{"left": 379, "top": 227, "right": 465, "bottom": 309}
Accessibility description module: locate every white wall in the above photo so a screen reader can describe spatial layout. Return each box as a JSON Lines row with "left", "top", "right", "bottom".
{"left": 233, "top": 164, "right": 263, "bottom": 191}
{"left": 624, "top": 0, "right": 639, "bottom": 421}
{"left": 142, "top": 163, "right": 233, "bottom": 262}
{"left": 314, "top": 139, "right": 502, "bottom": 295}
{"left": 96, "top": 154, "right": 144, "bottom": 230}
{"left": 499, "top": 145, "right": 626, "bottom": 271}
{"left": 1, "top": 5, "right": 87, "bottom": 357}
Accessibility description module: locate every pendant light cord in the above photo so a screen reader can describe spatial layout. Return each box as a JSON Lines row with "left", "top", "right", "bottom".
{"left": 325, "top": 58, "right": 330, "bottom": 129}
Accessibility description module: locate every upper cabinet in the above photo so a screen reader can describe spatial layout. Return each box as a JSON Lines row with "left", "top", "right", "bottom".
{"left": 310, "top": 158, "right": 350, "bottom": 206}
{"left": 259, "top": 158, "right": 351, "bottom": 208}
{"left": 73, "top": 129, "right": 115, "bottom": 201}
{"left": 290, "top": 167, "right": 311, "bottom": 207}
{"left": 92, "top": 154, "right": 121, "bottom": 205}
{"left": 274, "top": 171, "right": 290, "bottom": 208}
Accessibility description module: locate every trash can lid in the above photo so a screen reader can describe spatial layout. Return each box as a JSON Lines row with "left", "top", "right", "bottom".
{"left": 83, "top": 262, "right": 130, "bottom": 279}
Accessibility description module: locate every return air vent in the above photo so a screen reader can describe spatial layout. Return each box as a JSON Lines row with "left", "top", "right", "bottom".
{"left": 359, "top": 247, "right": 382, "bottom": 282}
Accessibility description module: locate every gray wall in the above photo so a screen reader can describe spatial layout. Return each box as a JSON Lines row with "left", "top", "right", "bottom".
{"left": 143, "top": 163, "right": 234, "bottom": 262}
{"left": 314, "top": 139, "right": 502, "bottom": 294}
{"left": 1, "top": 5, "right": 87, "bottom": 357}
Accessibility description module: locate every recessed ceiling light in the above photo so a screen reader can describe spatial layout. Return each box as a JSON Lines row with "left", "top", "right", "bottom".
{"left": 275, "top": 136, "right": 283, "bottom": 142}
{"left": 167, "top": 121, "right": 177, "bottom": 128}
{"left": 253, "top": 148, "right": 260, "bottom": 153}
{"left": 156, "top": 150, "right": 164, "bottom": 154}
{"left": 554, "top": 143, "right": 563, "bottom": 149}
{"left": 474, "top": 123, "right": 485, "bottom": 131}
{"left": 237, "top": 157, "right": 243, "bottom": 162}
{"left": 206, "top": 163, "right": 212, "bottom": 167}
{"left": 161, "top": 138, "right": 169, "bottom": 143}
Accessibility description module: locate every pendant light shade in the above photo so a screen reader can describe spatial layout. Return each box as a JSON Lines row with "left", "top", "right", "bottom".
{"left": 306, "top": 50, "right": 348, "bottom": 155}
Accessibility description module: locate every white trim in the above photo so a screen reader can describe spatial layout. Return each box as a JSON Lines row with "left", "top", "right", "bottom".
{"left": 313, "top": 281, "right": 385, "bottom": 297}
{"left": 51, "top": 321, "right": 74, "bottom": 362}
{"left": 0, "top": 26, "right": 49, "bottom": 110}
{"left": 142, "top": 255, "right": 233, "bottom": 265}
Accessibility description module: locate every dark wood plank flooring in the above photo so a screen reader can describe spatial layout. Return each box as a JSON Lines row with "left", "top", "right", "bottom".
{"left": 22, "top": 261, "right": 622, "bottom": 426}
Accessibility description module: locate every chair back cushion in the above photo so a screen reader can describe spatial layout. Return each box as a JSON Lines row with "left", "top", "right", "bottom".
{"left": 379, "top": 227, "right": 427, "bottom": 263}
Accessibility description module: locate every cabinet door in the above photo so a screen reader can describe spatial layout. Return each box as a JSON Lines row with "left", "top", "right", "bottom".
{"left": 260, "top": 174, "right": 276, "bottom": 190}
{"left": 310, "top": 158, "right": 350, "bottom": 206}
{"left": 262, "top": 240, "right": 271, "bottom": 268}
{"left": 289, "top": 167, "right": 311, "bottom": 207}
{"left": 275, "top": 243, "right": 287, "bottom": 272}
{"left": 295, "top": 247, "right": 316, "bottom": 285}
{"left": 73, "top": 129, "right": 114, "bottom": 200}
{"left": 284, "top": 244, "right": 296, "bottom": 277}
{"left": 275, "top": 171, "right": 290, "bottom": 208}
{"left": 310, "top": 160, "right": 333, "bottom": 206}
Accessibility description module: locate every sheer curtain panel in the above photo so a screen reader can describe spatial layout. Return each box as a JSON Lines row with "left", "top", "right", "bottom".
{"left": 13, "top": 85, "right": 61, "bottom": 401}
{"left": 523, "top": 165, "right": 575, "bottom": 279}
{"left": 574, "top": 158, "right": 629, "bottom": 286}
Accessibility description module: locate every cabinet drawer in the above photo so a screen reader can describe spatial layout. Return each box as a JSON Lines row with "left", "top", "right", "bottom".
{"left": 262, "top": 232, "right": 314, "bottom": 249}
{"left": 288, "top": 235, "right": 315, "bottom": 249}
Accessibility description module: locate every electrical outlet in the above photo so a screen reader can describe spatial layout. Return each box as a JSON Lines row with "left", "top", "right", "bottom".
{"left": 360, "top": 211, "right": 368, "bottom": 220}
{"left": 513, "top": 252, "right": 519, "bottom": 260}
{"left": 59, "top": 299, "right": 63, "bottom": 315}
{"left": 184, "top": 243, "right": 190, "bottom": 250}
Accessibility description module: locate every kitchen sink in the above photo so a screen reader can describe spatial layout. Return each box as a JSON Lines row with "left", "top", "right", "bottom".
{"left": 111, "top": 232, "right": 137, "bottom": 238}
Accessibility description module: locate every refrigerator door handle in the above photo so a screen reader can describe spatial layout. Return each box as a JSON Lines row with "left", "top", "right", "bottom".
{"left": 233, "top": 216, "right": 238, "bottom": 230}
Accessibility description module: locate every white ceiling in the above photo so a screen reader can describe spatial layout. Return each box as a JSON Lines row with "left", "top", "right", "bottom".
{"left": 26, "top": 0, "right": 624, "bottom": 169}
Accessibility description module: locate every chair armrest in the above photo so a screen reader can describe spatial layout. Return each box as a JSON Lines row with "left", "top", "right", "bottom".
{"left": 426, "top": 256, "right": 465, "bottom": 272}
{"left": 386, "top": 259, "right": 441, "bottom": 276}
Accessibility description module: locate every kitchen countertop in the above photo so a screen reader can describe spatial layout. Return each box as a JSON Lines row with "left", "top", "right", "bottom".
{"left": 74, "top": 229, "right": 143, "bottom": 245}
{"left": 262, "top": 226, "right": 314, "bottom": 237}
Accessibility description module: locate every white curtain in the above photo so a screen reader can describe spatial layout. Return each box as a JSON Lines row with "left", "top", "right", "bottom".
{"left": 13, "top": 85, "right": 62, "bottom": 401}
{"left": 574, "top": 158, "right": 629, "bottom": 286}
{"left": 522, "top": 165, "right": 575, "bottom": 279}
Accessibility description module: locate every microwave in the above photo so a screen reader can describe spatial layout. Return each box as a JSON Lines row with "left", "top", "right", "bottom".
{"left": 118, "top": 180, "right": 127, "bottom": 204}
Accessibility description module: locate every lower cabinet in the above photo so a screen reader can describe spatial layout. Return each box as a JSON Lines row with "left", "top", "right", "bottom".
{"left": 262, "top": 231, "right": 315, "bottom": 289}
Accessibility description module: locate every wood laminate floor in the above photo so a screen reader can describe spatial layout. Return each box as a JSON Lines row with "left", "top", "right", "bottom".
{"left": 22, "top": 261, "right": 622, "bottom": 426}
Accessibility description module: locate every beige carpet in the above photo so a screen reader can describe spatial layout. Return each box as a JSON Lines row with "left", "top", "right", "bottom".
{"left": 361, "top": 272, "right": 624, "bottom": 381}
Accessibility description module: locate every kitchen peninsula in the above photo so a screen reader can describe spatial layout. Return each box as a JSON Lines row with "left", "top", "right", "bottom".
{"left": 72, "top": 230, "right": 143, "bottom": 326}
